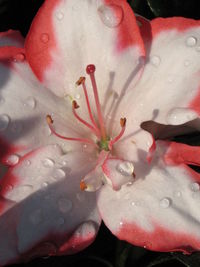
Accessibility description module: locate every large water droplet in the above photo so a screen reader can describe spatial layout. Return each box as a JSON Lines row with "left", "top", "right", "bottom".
{"left": 30, "top": 209, "right": 43, "bottom": 225}
{"left": 42, "top": 158, "right": 55, "bottom": 168}
{"left": 98, "top": 4, "right": 123, "bottom": 28}
{"left": 190, "top": 182, "right": 200, "bottom": 192}
{"left": 24, "top": 97, "right": 36, "bottom": 109}
{"left": 40, "top": 33, "right": 49, "bottom": 43}
{"left": 6, "top": 154, "right": 19, "bottom": 166}
{"left": 150, "top": 55, "right": 161, "bottom": 67}
{"left": 159, "top": 197, "right": 171, "bottom": 209}
{"left": 58, "top": 198, "right": 72, "bottom": 213}
{"left": 55, "top": 11, "right": 64, "bottom": 20}
{"left": 186, "top": 36, "right": 197, "bottom": 47}
{"left": 0, "top": 114, "right": 10, "bottom": 131}
{"left": 53, "top": 168, "right": 66, "bottom": 179}
{"left": 116, "top": 161, "right": 134, "bottom": 176}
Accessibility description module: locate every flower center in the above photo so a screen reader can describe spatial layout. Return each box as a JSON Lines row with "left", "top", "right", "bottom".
{"left": 46, "top": 64, "right": 126, "bottom": 153}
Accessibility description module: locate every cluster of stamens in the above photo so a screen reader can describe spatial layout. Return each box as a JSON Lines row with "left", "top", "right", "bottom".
{"left": 46, "top": 64, "right": 126, "bottom": 152}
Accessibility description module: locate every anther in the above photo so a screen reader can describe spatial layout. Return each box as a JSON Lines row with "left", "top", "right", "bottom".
{"left": 120, "top": 118, "right": 126, "bottom": 128}
{"left": 80, "top": 180, "right": 87, "bottom": 191}
{"left": 72, "top": 100, "right": 80, "bottom": 109}
{"left": 76, "top": 76, "right": 86, "bottom": 86}
{"left": 46, "top": 114, "right": 53, "bottom": 124}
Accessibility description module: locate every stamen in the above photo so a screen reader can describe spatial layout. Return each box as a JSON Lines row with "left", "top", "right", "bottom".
{"left": 86, "top": 64, "right": 107, "bottom": 140}
{"left": 76, "top": 77, "right": 100, "bottom": 134}
{"left": 80, "top": 180, "right": 87, "bottom": 191}
{"left": 46, "top": 115, "right": 97, "bottom": 147}
{"left": 72, "top": 100, "right": 100, "bottom": 137}
{"left": 109, "top": 118, "right": 126, "bottom": 150}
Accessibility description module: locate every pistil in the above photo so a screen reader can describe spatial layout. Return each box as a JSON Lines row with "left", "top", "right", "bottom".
{"left": 86, "top": 64, "right": 107, "bottom": 141}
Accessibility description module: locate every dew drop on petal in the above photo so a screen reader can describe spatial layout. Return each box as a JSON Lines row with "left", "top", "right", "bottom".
{"left": 53, "top": 168, "right": 66, "bottom": 179}
{"left": 30, "top": 209, "right": 43, "bottom": 225}
{"left": 24, "top": 97, "right": 36, "bottom": 109}
{"left": 58, "top": 198, "right": 72, "bottom": 213}
{"left": 186, "top": 36, "right": 197, "bottom": 47}
{"left": 98, "top": 4, "right": 123, "bottom": 28}
{"left": 57, "top": 217, "right": 65, "bottom": 225}
{"left": 42, "top": 158, "right": 55, "bottom": 168}
{"left": 0, "top": 114, "right": 10, "bottom": 131}
{"left": 40, "top": 33, "right": 49, "bottom": 43}
{"left": 184, "top": 60, "right": 191, "bottom": 67}
{"left": 75, "top": 93, "right": 81, "bottom": 100}
{"left": 14, "top": 53, "right": 25, "bottom": 62}
{"left": 190, "top": 182, "right": 200, "bottom": 192}
{"left": 42, "top": 182, "right": 48, "bottom": 188}
{"left": 174, "top": 190, "right": 182, "bottom": 198}
{"left": 159, "top": 197, "right": 171, "bottom": 209}
{"left": 150, "top": 55, "right": 161, "bottom": 67}
{"left": 116, "top": 161, "right": 134, "bottom": 176}
{"left": 25, "top": 160, "right": 31, "bottom": 166}
{"left": 6, "top": 154, "right": 19, "bottom": 166}
{"left": 131, "top": 201, "right": 135, "bottom": 206}
{"left": 55, "top": 11, "right": 64, "bottom": 20}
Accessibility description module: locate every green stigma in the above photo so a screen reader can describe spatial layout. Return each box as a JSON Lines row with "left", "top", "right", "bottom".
{"left": 97, "top": 136, "right": 110, "bottom": 151}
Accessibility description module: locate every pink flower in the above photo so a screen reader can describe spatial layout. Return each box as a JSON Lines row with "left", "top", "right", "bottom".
{"left": 0, "top": 0, "right": 200, "bottom": 265}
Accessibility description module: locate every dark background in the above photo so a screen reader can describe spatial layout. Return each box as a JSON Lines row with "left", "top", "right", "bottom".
{"left": 1, "top": 0, "right": 200, "bottom": 266}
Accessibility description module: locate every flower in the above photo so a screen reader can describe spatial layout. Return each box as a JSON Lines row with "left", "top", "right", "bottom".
{"left": 0, "top": 0, "right": 200, "bottom": 265}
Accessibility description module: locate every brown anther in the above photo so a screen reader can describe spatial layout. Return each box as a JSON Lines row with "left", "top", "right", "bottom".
{"left": 76, "top": 76, "right": 86, "bottom": 86}
{"left": 80, "top": 180, "right": 87, "bottom": 191}
{"left": 72, "top": 100, "right": 80, "bottom": 109}
{"left": 120, "top": 117, "right": 126, "bottom": 127}
{"left": 132, "top": 172, "right": 136, "bottom": 179}
{"left": 46, "top": 115, "right": 53, "bottom": 124}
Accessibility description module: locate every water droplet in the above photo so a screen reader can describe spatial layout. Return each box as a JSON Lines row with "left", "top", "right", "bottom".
{"left": 14, "top": 53, "right": 25, "bottom": 62}
{"left": 190, "top": 182, "right": 200, "bottom": 192}
{"left": 131, "top": 201, "right": 135, "bottom": 206}
{"left": 58, "top": 198, "right": 72, "bottom": 213}
{"left": 42, "top": 182, "right": 48, "bottom": 188}
{"left": 174, "top": 190, "right": 182, "bottom": 198}
{"left": 167, "top": 75, "right": 175, "bottom": 83}
{"left": 186, "top": 36, "right": 197, "bottom": 47}
{"left": 0, "top": 97, "right": 5, "bottom": 105}
{"left": 57, "top": 217, "right": 65, "bottom": 225}
{"left": 25, "top": 160, "right": 31, "bottom": 166}
{"left": 40, "top": 33, "right": 49, "bottom": 43}
{"left": 24, "top": 97, "right": 36, "bottom": 109}
{"left": 42, "top": 158, "right": 55, "bottom": 168}
{"left": 184, "top": 60, "right": 191, "bottom": 67}
{"left": 53, "top": 168, "right": 66, "bottom": 180}
{"left": 136, "top": 20, "right": 142, "bottom": 27}
{"left": 6, "top": 154, "right": 19, "bottom": 166}
{"left": 126, "top": 181, "right": 133, "bottom": 187}
{"left": 75, "top": 93, "right": 81, "bottom": 100}
{"left": 83, "top": 144, "right": 88, "bottom": 149}
{"left": 30, "top": 209, "right": 43, "bottom": 225}
{"left": 6, "top": 185, "right": 33, "bottom": 201}
{"left": 61, "top": 160, "right": 67, "bottom": 166}
{"left": 98, "top": 4, "right": 123, "bottom": 28}
{"left": 55, "top": 11, "right": 64, "bottom": 20}
{"left": 0, "top": 114, "right": 10, "bottom": 131}
{"left": 119, "top": 221, "right": 123, "bottom": 226}
{"left": 159, "top": 197, "right": 171, "bottom": 209}
{"left": 76, "top": 192, "right": 85, "bottom": 202}
{"left": 150, "top": 55, "right": 161, "bottom": 67}
{"left": 116, "top": 161, "right": 134, "bottom": 176}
